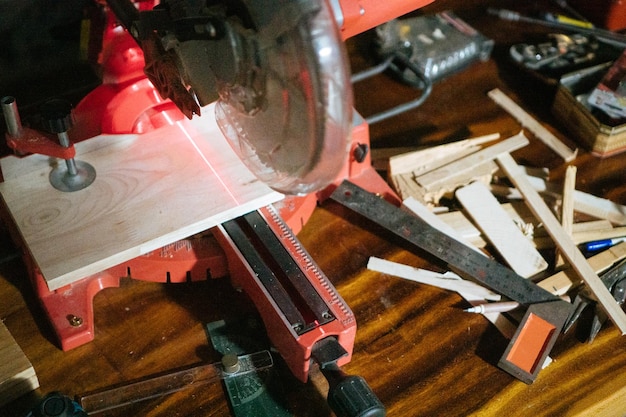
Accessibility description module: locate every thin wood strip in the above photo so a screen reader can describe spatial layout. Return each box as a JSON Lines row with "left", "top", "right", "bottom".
{"left": 367, "top": 257, "right": 500, "bottom": 301}
{"left": 416, "top": 132, "right": 529, "bottom": 192}
{"left": 492, "top": 177, "right": 626, "bottom": 226}
{"left": 367, "top": 257, "right": 516, "bottom": 338}
{"left": 538, "top": 241, "right": 626, "bottom": 295}
{"left": 561, "top": 166, "right": 577, "bottom": 235}
{"left": 488, "top": 88, "right": 577, "bottom": 162}
{"left": 568, "top": 226, "right": 626, "bottom": 244}
{"left": 389, "top": 133, "right": 500, "bottom": 176}
{"left": 557, "top": 165, "right": 577, "bottom": 265}
{"left": 496, "top": 152, "right": 626, "bottom": 334}
{"left": 572, "top": 189, "right": 626, "bottom": 226}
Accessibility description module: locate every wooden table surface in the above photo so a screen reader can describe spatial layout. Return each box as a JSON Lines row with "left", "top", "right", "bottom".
{"left": 2, "top": 0, "right": 626, "bottom": 416}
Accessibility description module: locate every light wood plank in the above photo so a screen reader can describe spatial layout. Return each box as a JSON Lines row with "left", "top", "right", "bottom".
{"left": 456, "top": 181, "right": 548, "bottom": 277}
{"left": 488, "top": 88, "right": 578, "bottom": 162}
{"left": 0, "top": 321, "right": 38, "bottom": 406}
{"left": 496, "top": 152, "right": 626, "bottom": 334}
{"left": 0, "top": 104, "right": 283, "bottom": 290}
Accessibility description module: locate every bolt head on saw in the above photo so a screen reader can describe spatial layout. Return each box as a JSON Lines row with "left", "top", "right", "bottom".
{"left": 139, "top": 0, "right": 353, "bottom": 195}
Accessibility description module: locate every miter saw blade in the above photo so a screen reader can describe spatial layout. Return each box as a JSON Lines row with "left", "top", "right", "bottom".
{"left": 111, "top": 0, "right": 352, "bottom": 195}
{"left": 213, "top": 0, "right": 353, "bottom": 195}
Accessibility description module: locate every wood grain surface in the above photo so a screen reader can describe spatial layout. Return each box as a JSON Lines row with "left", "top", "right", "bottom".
{"left": 0, "top": 321, "right": 38, "bottom": 407}
{"left": 1, "top": 1, "right": 626, "bottom": 416}
{"left": 0, "top": 104, "right": 282, "bottom": 290}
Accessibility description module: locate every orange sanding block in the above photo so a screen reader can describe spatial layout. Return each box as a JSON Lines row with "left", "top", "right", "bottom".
{"left": 499, "top": 301, "right": 571, "bottom": 384}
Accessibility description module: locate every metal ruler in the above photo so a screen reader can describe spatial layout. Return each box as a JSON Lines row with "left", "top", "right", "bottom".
{"left": 331, "top": 180, "right": 573, "bottom": 383}
{"left": 331, "top": 181, "right": 560, "bottom": 303}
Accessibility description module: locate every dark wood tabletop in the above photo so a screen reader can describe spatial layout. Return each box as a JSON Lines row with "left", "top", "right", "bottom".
{"left": 2, "top": 0, "right": 626, "bottom": 416}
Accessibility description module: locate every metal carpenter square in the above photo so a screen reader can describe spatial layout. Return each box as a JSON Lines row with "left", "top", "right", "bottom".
{"left": 331, "top": 180, "right": 573, "bottom": 383}
{"left": 331, "top": 181, "right": 561, "bottom": 304}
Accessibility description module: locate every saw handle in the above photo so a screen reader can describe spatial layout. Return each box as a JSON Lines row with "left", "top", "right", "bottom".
{"left": 322, "top": 364, "right": 386, "bottom": 417}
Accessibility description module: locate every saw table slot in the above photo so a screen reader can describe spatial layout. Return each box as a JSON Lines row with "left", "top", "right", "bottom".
{"left": 222, "top": 211, "right": 334, "bottom": 334}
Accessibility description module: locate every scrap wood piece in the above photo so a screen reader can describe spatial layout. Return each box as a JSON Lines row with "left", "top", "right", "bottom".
{"left": 539, "top": 241, "right": 626, "bottom": 295}
{"left": 367, "top": 257, "right": 517, "bottom": 339}
{"left": 416, "top": 132, "right": 529, "bottom": 191}
{"left": 392, "top": 166, "right": 495, "bottom": 207}
{"left": 570, "top": 219, "right": 615, "bottom": 235}
{"left": 571, "top": 189, "right": 626, "bottom": 226}
{"left": 391, "top": 172, "right": 428, "bottom": 204}
{"left": 496, "top": 152, "right": 626, "bottom": 334}
{"left": 389, "top": 132, "right": 500, "bottom": 176}
{"left": 488, "top": 88, "right": 578, "bottom": 162}
{"left": 439, "top": 206, "right": 615, "bottom": 250}
{"left": 397, "top": 144, "right": 481, "bottom": 177}
{"left": 403, "top": 196, "right": 483, "bottom": 254}
{"left": 492, "top": 173, "right": 626, "bottom": 226}
{"left": 423, "top": 163, "right": 495, "bottom": 206}
{"left": 415, "top": 132, "right": 529, "bottom": 193}
{"left": 533, "top": 221, "right": 621, "bottom": 249}
{"left": 557, "top": 165, "right": 577, "bottom": 266}
{"left": 561, "top": 165, "right": 577, "bottom": 235}
{"left": 367, "top": 257, "right": 501, "bottom": 300}
{"left": 437, "top": 201, "right": 538, "bottom": 247}
{"left": 456, "top": 181, "right": 548, "bottom": 278}
{"left": 367, "top": 257, "right": 517, "bottom": 338}
{"left": 0, "top": 321, "right": 39, "bottom": 407}
{"left": 569, "top": 226, "right": 626, "bottom": 245}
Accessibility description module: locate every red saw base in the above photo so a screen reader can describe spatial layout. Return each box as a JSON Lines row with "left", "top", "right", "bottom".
{"left": 0, "top": 25, "right": 399, "bottom": 381}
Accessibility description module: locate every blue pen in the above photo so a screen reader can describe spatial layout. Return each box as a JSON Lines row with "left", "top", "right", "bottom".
{"left": 581, "top": 237, "right": 626, "bottom": 254}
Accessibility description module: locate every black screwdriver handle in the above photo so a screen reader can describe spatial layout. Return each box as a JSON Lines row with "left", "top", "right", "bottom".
{"left": 322, "top": 366, "right": 386, "bottom": 417}
{"left": 30, "top": 392, "right": 87, "bottom": 417}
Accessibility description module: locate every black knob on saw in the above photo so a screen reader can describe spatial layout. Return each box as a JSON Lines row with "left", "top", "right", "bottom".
{"left": 40, "top": 99, "right": 73, "bottom": 134}
{"left": 322, "top": 366, "right": 386, "bottom": 417}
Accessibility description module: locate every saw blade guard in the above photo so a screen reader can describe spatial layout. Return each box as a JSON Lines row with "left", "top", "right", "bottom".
{"left": 214, "top": 0, "right": 353, "bottom": 195}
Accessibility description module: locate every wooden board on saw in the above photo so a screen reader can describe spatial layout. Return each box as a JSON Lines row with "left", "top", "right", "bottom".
{"left": 0, "top": 103, "right": 283, "bottom": 291}
{"left": 0, "top": 321, "right": 38, "bottom": 406}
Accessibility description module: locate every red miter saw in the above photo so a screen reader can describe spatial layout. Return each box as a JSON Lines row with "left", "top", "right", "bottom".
{"left": 0, "top": 0, "right": 433, "bottom": 415}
